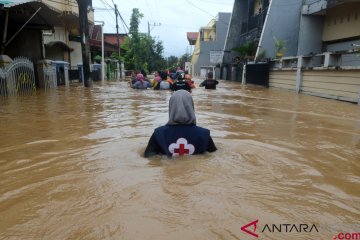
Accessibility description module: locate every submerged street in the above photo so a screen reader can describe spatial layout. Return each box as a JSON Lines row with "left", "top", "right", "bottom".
{"left": 1, "top": 79, "right": 360, "bottom": 239}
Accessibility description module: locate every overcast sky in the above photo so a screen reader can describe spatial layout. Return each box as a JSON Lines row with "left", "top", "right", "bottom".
{"left": 93, "top": 0, "right": 234, "bottom": 57}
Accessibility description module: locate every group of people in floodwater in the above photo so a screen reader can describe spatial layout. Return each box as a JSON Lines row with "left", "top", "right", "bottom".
{"left": 129, "top": 69, "right": 219, "bottom": 91}
{"left": 133, "top": 69, "right": 219, "bottom": 158}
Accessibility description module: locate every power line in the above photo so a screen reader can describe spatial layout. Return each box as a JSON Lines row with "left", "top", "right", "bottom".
{"left": 45, "top": 0, "right": 78, "bottom": 8}
{"left": 96, "top": 12, "right": 117, "bottom": 29}
{"left": 97, "top": 0, "right": 113, "bottom": 10}
{"left": 93, "top": 7, "right": 113, "bottom": 10}
{"left": 185, "top": 0, "right": 215, "bottom": 18}
{"left": 184, "top": 0, "right": 231, "bottom": 26}
{"left": 93, "top": 0, "right": 116, "bottom": 25}
{"left": 194, "top": 0, "right": 234, "bottom": 5}
{"left": 93, "top": 0, "right": 128, "bottom": 35}
{"left": 117, "top": 10, "right": 130, "bottom": 33}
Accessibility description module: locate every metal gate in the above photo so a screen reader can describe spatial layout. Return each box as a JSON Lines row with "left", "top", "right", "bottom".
{"left": 0, "top": 57, "right": 36, "bottom": 95}
{"left": 246, "top": 63, "right": 269, "bottom": 87}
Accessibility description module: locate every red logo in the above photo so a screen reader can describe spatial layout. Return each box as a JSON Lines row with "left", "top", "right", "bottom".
{"left": 241, "top": 220, "right": 259, "bottom": 238}
{"left": 168, "top": 138, "right": 195, "bottom": 156}
{"left": 174, "top": 144, "right": 189, "bottom": 155}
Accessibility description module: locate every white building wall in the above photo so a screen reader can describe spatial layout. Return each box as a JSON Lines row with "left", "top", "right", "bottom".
{"left": 68, "top": 41, "right": 82, "bottom": 68}
{"left": 43, "top": 27, "right": 67, "bottom": 44}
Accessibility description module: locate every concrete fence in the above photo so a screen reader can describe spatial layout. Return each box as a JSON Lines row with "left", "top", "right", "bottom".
{"left": 269, "top": 52, "right": 360, "bottom": 104}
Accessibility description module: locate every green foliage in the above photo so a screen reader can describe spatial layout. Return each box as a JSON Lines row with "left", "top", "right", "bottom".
{"left": 93, "top": 55, "right": 102, "bottom": 63}
{"left": 178, "top": 53, "right": 190, "bottom": 69}
{"left": 232, "top": 41, "right": 257, "bottom": 58}
{"left": 123, "top": 8, "right": 166, "bottom": 73}
{"left": 166, "top": 56, "right": 179, "bottom": 69}
{"left": 108, "top": 54, "right": 118, "bottom": 71}
{"left": 257, "top": 49, "right": 267, "bottom": 59}
{"left": 129, "top": 8, "right": 143, "bottom": 38}
{"left": 273, "top": 36, "right": 286, "bottom": 53}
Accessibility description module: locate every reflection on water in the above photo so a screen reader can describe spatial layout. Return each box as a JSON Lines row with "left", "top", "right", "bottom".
{"left": 1, "top": 80, "right": 360, "bottom": 239}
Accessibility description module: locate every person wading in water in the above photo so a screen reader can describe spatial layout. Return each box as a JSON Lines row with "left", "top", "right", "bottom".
{"left": 144, "top": 90, "right": 217, "bottom": 158}
{"left": 199, "top": 71, "right": 219, "bottom": 89}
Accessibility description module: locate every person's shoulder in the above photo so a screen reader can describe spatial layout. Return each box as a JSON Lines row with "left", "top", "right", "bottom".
{"left": 194, "top": 125, "right": 210, "bottom": 134}
{"left": 196, "top": 125, "right": 210, "bottom": 130}
{"left": 154, "top": 125, "right": 167, "bottom": 132}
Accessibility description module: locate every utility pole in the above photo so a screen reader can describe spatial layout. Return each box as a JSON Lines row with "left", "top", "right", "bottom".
{"left": 147, "top": 21, "right": 161, "bottom": 36}
{"left": 148, "top": 22, "right": 150, "bottom": 36}
{"left": 1, "top": 9, "right": 9, "bottom": 54}
{"left": 77, "top": 0, "right": 92, "bottom": 87}
{"left": 114, "top": 4, "right": 122, "bottom": 78}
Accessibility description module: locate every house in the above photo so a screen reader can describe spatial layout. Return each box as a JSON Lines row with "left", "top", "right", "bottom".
{"left": 42, "top": 0, "right": 94, "bottom": 69}
{"left": 224, "top": 0, "right": 360, "bottom": 104}
{"left": 222, "top": 0, "right": 270, "bottom": 80}
{"left": 186, "top": 32, "right": 198, "bottom": 73}
{"left": 187, "top": 32, "right": 198, "bottom": 46}
{"left": 0, "top": 0, "right": 94, "bottom": 69}
{"left": 267, "top": 0, "right": 360, "bottom": 104}
{"left": 1, "top": 1, "right": 60, "bottom": 62}
{"left": 89, "top": 25, "right": 127, "bottom": 60}
{"left": 190, "top": 12, "right": 231, "bottom": 78}
{"left": 103, "top": 33, "right": 127, "bottom": 49}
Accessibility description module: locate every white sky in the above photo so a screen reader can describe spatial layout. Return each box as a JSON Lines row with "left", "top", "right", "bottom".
{"left": 93, "top": 0, "right": 234, "bottom": 57}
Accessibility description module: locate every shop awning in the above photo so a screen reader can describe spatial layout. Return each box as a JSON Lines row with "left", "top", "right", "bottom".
{"left": 1, "top": 0, "right": 62, "bottom": 27}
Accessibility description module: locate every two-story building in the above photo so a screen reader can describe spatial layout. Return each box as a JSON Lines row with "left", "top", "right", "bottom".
{"left": 190, "top": 12, "right": 231, "bottom": 78}
{"left": 224, "top": 0, "right": 360, "bottom": 103}
{"left": 0, "top": 0, "right": 94, "bottom": 68}
{"left": 266, "top": 0, "right": 360, "bottom": 103}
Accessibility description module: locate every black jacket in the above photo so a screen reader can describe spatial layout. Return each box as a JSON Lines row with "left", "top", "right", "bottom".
{"left": 199, "top": 79, "right": 219, "bottom": 89}
{"left": 171, "top": 80, "right": 191, "bottom": 92}
{"left": 144, "top": 124, "right": 217, "bottom": 158}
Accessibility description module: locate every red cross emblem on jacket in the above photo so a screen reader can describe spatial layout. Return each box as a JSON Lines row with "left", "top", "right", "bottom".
{"left": 168, "top": 138, "right": 195, "bottom": 157}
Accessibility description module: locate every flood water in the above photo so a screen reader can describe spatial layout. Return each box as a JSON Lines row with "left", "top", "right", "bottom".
{"left": 1, "top": 79, "right": 359, "bottom": 240}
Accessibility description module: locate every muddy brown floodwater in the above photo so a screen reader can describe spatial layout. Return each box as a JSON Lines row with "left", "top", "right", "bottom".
{"left": 0, "top": 79, "right": 360, "bottom": 240}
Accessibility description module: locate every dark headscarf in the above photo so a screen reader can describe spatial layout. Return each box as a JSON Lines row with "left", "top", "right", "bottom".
{"left": 160, "top": 71, "right": 168, "bottom": 80}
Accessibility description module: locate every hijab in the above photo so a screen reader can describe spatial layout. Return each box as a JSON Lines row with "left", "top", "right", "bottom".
{"left": 136, "top": 73, "right": 144, "bottom": 82}
{"left": 167, "top": 90, "right": 196, "bottom": 125}
{"left": 155, "top": 76, "right": 162, "bottom": 83}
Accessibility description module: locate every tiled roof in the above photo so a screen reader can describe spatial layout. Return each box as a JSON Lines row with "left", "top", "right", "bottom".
{"left": 104, "top": 33, "right": 127, "bottom": 45}
{"left": 187, "top": 32, "right": 199, "bottom": 41}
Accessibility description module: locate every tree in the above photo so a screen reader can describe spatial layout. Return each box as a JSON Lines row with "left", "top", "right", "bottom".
{"left": 178, "top": 53, "right": 190, "bottom": 70}
{"left": 123, "top": 8, "right": 166, "bottom": 73}
{"left": 128, "top": 8, "right": 143, "bottom": 71}
{"left": 166, "top": 55, "right": 178, "bottom": 70}
{"left": 151, "top": 40, "right": 166, "bottom": 71}
{"left": 140, "top": 34, "right": 166, "bottom": 72}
